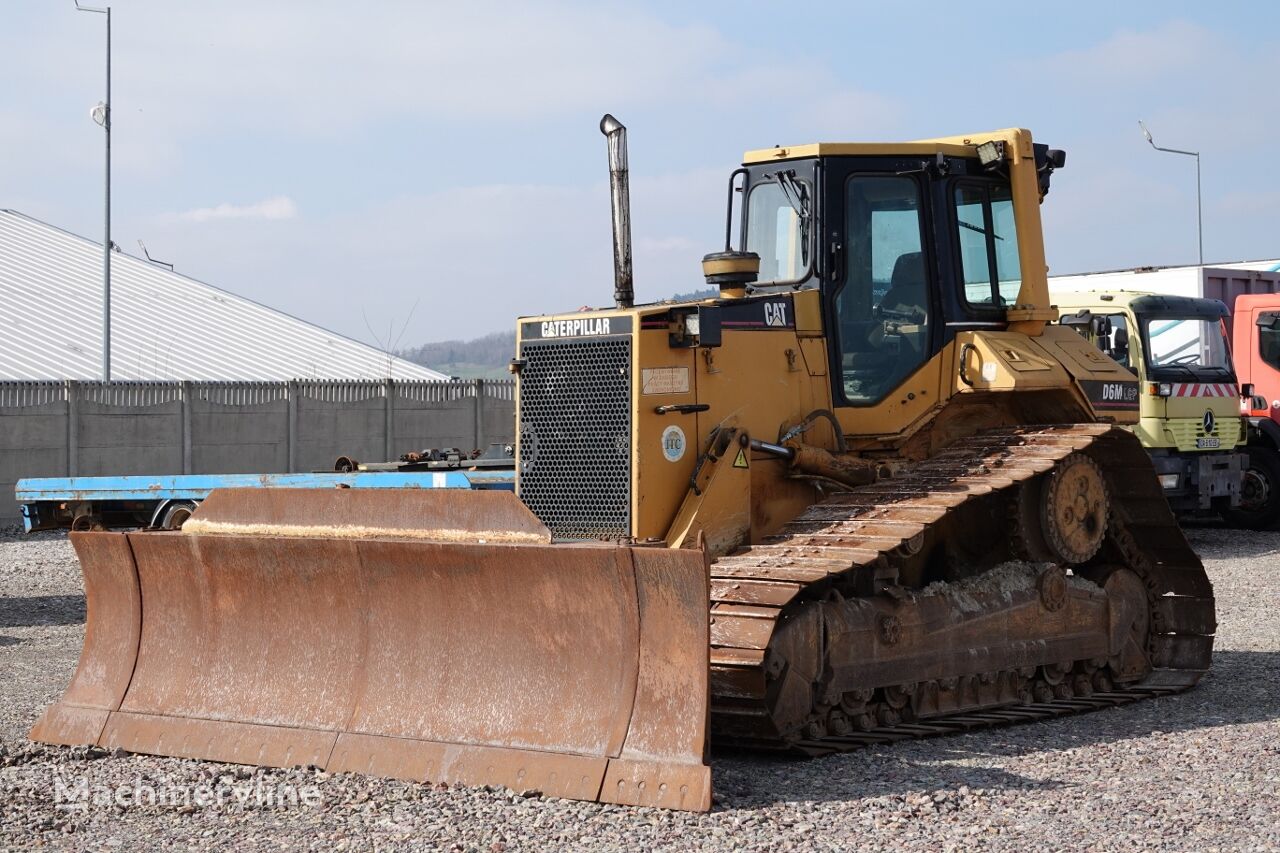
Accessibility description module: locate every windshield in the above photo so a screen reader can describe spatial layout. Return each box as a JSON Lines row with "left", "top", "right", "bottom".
{"left": 745, "top": 176, "right": 811, "bottom": 285}
{"left": 1140, "top": 316, "right": 1233, "bottom": 375}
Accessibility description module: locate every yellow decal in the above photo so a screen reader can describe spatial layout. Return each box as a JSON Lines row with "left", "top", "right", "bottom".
{"left": 732, "top": 449, "right": 749, "bottom": 469}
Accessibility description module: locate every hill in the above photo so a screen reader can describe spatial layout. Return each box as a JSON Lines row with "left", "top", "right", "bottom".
{"left": 399, "top": 288, "right": 718, "bottom": 377}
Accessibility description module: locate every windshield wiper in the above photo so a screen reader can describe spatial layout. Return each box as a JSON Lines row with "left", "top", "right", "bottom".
{"left": 1151, "top": 363, "right": 1197, "bottom": 377}
{"left": 957, "top": 219, "right": 1004, "bottom": 240}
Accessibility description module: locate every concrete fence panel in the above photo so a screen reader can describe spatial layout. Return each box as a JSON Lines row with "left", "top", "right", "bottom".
{"left": 0, "top": 379, "right": 516, "bottom": 522}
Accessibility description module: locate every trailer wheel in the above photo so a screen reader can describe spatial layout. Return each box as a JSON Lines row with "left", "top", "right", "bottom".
{"left": 159, "top": 501, "right": 198, "bottom": 530}
{"left": 1222, "top": 447, "right": 1280, "bottom": 530}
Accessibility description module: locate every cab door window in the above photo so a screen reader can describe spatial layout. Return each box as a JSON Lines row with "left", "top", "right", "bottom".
{"left": 954, "top": 183, "right": 1021, "bottom": 307}
{"left": 836, "top": 175, "right": 931, "bottom": 405}
{"left": 1062, "top": 313, "right": 1133, "bottom": 368}
{"left": 1259, "top": 312, "right": 1280, "bottom": 370}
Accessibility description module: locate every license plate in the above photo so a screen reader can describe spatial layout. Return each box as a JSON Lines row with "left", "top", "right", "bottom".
{"left": 1197, "top": 437, "right": 1220, "bottom": 449}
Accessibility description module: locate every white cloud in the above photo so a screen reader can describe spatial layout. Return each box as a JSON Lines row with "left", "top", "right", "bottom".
{"left": 1031, "top": 20, "right": 1212, "bottom": 85}
{"left": 176, "top": 196, "right": 297, "bottom": 223}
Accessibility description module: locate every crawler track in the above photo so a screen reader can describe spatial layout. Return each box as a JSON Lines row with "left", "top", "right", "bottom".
{"left": 707, "top": 424, "right": 1215, "bottom": 752}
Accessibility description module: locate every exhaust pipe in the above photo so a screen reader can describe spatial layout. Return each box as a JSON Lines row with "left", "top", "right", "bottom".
{"left": 600, "top": 114, "right": 633, "bottom": 309}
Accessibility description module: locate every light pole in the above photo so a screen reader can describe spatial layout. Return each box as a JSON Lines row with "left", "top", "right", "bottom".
{"left": 1139, "top": 120, "right": 1202, "bottom": 266}
{"left": 76, "top": 0, "right": 111, "bottom": 380}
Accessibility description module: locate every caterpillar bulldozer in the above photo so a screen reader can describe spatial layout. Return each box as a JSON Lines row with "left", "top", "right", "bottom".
{"left": 33, "top": 119, "right": 1215, "bottom": 813}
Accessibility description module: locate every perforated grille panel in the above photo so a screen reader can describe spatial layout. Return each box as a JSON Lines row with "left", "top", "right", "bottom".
{"left": 517, "top": 336, "right": 632, "bottom": 539}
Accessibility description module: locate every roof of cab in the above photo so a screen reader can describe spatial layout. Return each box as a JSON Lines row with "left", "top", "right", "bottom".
{"left": 1053, "top": 290, "right": 1229, "bottom": 318}
{"left": 741, "top": 128, "right": 1033, "bottom": 165}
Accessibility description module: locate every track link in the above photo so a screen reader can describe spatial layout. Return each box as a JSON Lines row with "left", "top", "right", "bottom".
{"left": 708, "top": 424, "right": 1215, "bottom": 751}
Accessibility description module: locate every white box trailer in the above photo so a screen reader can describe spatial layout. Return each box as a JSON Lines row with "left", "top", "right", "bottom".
{"left": 1050, "top": 263, "right": 1280, "bottom": 303}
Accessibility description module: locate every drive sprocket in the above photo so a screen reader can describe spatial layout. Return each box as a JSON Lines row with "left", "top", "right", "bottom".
{"left": 1040, "top": 452, "right": 1108, "bottom": 565}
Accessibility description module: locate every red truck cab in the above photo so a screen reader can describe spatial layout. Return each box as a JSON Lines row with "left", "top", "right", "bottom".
{"left": 1230, "top": 294, "right": 1280, "bottom": 425}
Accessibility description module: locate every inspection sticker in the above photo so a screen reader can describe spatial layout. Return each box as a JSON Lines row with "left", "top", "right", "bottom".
{"left": 661, "top": 425, "right": 687, "bottom": 463}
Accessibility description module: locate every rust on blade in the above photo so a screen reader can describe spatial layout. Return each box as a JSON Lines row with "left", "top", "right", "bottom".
{"left": 600, "top": 547, "right": 712, "bottom": 810}
{"left": 181, "top": 488, "right": 552, "bottom": 544}
{"left": 29, "top": 533, "right": 141, "bottom": 746}
{"left": 31, "top": 489, "right": 713, "bottom": 812}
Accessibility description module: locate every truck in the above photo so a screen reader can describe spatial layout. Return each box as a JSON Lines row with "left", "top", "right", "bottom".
{"left": 1050, "top": 265, "right": 1280, "bottom": 528}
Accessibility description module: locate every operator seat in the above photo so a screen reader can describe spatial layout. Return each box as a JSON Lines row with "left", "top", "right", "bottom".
{"left": 880, "top": 251, "right": 927, "bottom": 320}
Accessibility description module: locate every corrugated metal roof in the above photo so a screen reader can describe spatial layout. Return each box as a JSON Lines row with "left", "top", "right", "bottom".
{"left": 0, "top": 210, "right": 448, "bottom": 381}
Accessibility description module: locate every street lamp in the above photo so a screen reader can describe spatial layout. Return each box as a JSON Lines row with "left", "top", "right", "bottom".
{"left": 1138, "top": 119, "right": 1203, "bottom": 266}
{"left": 76, "top": 0, "right": 112, "bottom": 380}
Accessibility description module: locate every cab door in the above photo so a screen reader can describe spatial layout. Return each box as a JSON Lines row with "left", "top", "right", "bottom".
{"left": 823, "top": 161, "right": 947, "bottom": 436}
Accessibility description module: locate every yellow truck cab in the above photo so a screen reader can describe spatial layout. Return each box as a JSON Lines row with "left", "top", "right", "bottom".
{"left": 1053, "top": 290, "right": 1248, "bottom": 520}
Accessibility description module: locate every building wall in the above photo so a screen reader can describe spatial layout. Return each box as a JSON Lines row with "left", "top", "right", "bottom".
{"left": 0, "top": 379, "right": 516, "bottom": 522}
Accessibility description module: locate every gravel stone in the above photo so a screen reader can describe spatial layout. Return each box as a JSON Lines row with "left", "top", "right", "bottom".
{"left": 2, "top": 523, "right": 1277, "bottom": 851}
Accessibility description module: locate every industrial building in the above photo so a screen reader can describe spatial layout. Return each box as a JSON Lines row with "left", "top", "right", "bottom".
{"left": 0, "top": 209, "right": 446, "bottom": 381}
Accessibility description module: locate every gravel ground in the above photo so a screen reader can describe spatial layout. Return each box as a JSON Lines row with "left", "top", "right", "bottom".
{"left": 1, "top": 525, "right": 1277, "bottom": 852}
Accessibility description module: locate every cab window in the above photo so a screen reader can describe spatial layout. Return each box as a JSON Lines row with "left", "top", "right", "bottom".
{"left": 746, "top": 179, "right": 810, "bottom": 285}
{"left": 954, "top": 183, "right": 1021, "bottom": 307}
{"left": 836, "top": 175, "right": 931, "bottom": 405}
{"left": 1259, "top": 313, "right": 1280, "bottom": 371}
{"left": 1062, "top": 312, "right": 1133, "bottom": 368}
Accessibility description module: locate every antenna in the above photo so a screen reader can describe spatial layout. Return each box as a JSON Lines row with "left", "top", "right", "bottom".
{"left": 137, "top": 240, "right": 174, "bottom": 270}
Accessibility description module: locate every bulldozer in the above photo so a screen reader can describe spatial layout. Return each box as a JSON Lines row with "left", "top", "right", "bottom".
{"left": 33, "top": 119, "right": 1215, "bottom": 813}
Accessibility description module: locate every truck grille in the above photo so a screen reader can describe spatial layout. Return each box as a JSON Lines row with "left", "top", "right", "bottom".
{"left": 1165, "top": 417, "right": 1243, "bottom": 452}
{"left": 517, "top": 337, "right": 631, "bottom": 539}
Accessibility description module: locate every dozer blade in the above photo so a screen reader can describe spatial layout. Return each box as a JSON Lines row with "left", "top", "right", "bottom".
{"left": 31, "top": 488, "right": 712, "bottom": 811}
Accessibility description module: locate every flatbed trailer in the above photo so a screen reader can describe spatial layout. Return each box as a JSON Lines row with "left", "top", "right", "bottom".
{"left": 17, "top": 468, "right": 515, "bottom": 532}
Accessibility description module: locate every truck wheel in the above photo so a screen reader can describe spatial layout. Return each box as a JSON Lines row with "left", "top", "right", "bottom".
{"left": 159, "top": 501, "right": 198, "bottom": 530}
{"left": 1222, "top": 447, "right": 1280, "bottom": 530}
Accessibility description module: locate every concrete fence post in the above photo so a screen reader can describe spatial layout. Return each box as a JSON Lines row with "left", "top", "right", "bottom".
{"left": 66, "top": 380, "right": 79, "bottom": 477}
{"left": 384, "top": 378, "right": 395, "bottom": 461}
{"left": 181, "top": 380, "right": 193, "bottom": 474}
{"left": 474, "top": 378, "right": 486, "bottom": 451}
{"left": 287, "top": 380, "right": 299, "bottom": 473}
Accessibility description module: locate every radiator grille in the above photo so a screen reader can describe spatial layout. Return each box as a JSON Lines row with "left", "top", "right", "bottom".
{"left": 517, "top": 337, "right": 631, "bottom": 539}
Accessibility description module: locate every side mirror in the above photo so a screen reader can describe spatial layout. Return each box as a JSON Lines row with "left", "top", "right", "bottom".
{"left": 1112, "top": 327, "right": 1129, "bottom": 355}
{"left": 1060, "top": 309, "right": 1092, "bottom": 329}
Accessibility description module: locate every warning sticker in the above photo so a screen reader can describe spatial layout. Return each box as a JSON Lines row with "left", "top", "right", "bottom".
{"left": 642, "top": 367, "right": 690, "bottom": 395}
{"left": 732, "top": 449, "right": 749, "bottom": 469}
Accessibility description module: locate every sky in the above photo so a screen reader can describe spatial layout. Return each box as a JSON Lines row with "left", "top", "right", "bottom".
{"left": 2, "top": 1, "right": 1277, "bottom": 347}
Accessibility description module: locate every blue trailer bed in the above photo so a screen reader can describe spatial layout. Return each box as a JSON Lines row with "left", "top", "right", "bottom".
{"left": 16, "top": 469, "right": 515, "bottom": 532}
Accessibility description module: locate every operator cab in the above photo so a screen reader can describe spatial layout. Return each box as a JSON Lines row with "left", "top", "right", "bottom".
{"left": 720, "top": 137, "right": 1065, "bottom": 407}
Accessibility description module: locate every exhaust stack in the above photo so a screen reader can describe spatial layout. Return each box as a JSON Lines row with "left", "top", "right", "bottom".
{"left": 600, "top": 114, "right": 633, "bottom": 308}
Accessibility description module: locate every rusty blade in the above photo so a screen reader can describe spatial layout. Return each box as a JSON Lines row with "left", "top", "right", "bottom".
{"left": 28, "top": 533, "right": 141, "bottom": 746}
{"left": 31, "top": 490, "right": 712, "bottom": 811}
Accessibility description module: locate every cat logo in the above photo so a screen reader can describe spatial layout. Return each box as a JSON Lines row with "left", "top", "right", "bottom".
{"left": 763, "top": 302, "right": 788, "bottom": 327}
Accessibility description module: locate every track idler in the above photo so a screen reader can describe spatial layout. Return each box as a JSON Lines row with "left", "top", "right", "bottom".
{"left": 31, "top": 489, "right": 713, "bottom": 811}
